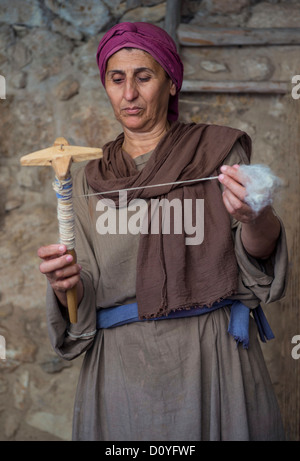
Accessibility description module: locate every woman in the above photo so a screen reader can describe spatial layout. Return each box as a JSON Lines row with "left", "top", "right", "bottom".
{"left": 38, "top": 22, "right": 288, "bottom": 441}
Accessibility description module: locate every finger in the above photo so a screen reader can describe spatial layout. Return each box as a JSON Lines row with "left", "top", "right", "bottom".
{"left": 39, "top": 253, "right": 74, "bottom": 275}
{"left": 220, "top": 164, "right": 241, "bottom": 177}
{"left": 37, "top": 244, "right": 67, "bottom": 259}
{"left": 223, "top": 187, "right": 245, "bottom": 211}
{"left": 54, "top": 263, "right": 82, "bottom": 281}
{"left": 52, "top": 273, "right": 81, "bottom": 293}
{"left": 219, "top": 164, "right": 246, "bottom": 186}
{"left": 218, "top": 171, "right": 246, "bottom": 201}
{"left": 222, "top": 188, "right": 256, "bottom": 222}
{"left": 222, "top": 189, "right": 236, "bottom": 216}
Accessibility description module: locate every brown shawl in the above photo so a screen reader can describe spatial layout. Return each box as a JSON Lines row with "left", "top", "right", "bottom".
{"left": 85, "top": 122, "right": 252, "bottom": 319}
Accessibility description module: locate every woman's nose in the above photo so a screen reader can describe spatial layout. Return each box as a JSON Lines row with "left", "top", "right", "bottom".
{"left": 123, "top": 79, "right": 139, "bottom": 101}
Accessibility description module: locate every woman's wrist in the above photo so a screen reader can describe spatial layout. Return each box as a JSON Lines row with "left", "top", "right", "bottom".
{"left": 241, "top": 206, "right": 281, "bottom": 259}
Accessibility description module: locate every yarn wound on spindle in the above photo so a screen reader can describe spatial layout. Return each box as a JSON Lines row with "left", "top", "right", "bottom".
{"left": 52, "top": 175, "right": 75, "bottom": 250}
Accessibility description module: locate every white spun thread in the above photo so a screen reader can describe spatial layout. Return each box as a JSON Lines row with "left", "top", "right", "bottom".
{"left": 52, "top": 175, "right": 75, "bottom": 250}
{"left": 72, "top": 164, "right": 282, "bottom": 215}
{"left": 74, "top": 176, "right": 220, "bottom": 198}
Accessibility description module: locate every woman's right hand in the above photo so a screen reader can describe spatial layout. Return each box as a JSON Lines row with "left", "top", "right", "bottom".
{"left": 37, "top": 244, "right": 83, "bottom": 307}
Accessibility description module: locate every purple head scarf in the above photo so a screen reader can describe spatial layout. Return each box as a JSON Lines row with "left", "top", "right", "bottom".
{"left": 96, "top": 22, "right": 184, "bottom": 121}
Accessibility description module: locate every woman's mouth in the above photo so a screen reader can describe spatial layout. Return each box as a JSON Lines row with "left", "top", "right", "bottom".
{"left": 122, "top": 107, "right": 143, "bottom": 115}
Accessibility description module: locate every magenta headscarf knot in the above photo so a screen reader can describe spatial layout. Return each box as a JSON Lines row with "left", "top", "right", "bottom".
{"left": 96, "top": 22, "right": 184, "bottom": 121}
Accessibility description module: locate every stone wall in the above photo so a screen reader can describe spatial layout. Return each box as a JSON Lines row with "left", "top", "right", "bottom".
{"left": 0, "top": 0, "right": 299, "bottom": 441}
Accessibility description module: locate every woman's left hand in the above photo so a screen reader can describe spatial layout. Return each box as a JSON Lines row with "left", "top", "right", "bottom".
{"left": 218, "top": 163, "right": 281, "bottom": 259}
{"left": 218, "top": 164, "right": 258, "bottom": 223}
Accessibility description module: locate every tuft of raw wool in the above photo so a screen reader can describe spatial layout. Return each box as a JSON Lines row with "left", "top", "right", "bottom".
{"left": 239, "top": 164, "right": 283, "bottom": 214}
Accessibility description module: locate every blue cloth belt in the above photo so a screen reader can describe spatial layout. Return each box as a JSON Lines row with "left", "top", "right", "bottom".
{"left": 96, "top": 300, "right": 274, "bottom": 349}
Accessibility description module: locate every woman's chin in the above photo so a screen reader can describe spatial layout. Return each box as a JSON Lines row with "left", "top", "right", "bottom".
{"left": 121, "top": 116, "right": 148, "bottom": 131}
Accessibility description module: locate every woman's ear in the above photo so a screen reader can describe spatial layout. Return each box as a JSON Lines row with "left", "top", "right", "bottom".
{"left": 170, "top": 81, "right": 176, "bottom": 96}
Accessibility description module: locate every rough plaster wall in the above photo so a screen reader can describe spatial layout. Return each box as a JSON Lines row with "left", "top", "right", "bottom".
{"left": 0, "top": 0, "right": 299, "bottom": 441}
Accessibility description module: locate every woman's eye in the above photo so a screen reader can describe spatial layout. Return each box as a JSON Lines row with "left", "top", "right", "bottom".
{"left": 138, "top": 76, "right": 151, "bottom": 82}
{"left": 113, "top": 78, "right": 124, "bottom": 84}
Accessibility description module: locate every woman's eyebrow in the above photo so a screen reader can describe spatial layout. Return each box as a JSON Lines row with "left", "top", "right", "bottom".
{"left": 107, "top": 67, "right": 155, "bottom": 75}
{"left": 107, "top": 69, "right": 125, "bottom": 76}
{"left": 134, "top": 67, "right": 155, "bottom": 74}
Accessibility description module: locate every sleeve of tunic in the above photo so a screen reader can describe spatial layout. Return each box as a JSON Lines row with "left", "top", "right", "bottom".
{"left": 46, "top": 167, "right": 98, "bottom": 360}
{"left": 223, "top": 141, "right": 288, "bottom": 308}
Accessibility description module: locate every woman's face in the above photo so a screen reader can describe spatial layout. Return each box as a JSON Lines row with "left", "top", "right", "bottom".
{"left": 105, "top": 48, "right": 176, "bottom": 132}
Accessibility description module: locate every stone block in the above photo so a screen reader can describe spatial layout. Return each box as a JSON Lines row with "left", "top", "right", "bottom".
{"left": 44, "top": 0, "right": 111, "bottom": 35}
{"left": 0, "top": 0, "right": 45, "bottom": 27}
{"left": 200, "top": 60, "right": 228, "bottom": 73}
{"left": 203, "top": 0, "right": 250, "bottom": 15}
{"left": 247, "top": 2, "right": 300, "bottom": 28}
{"left": 54, "top": 76, "right": 80, "bottom": 101}
{"left": 121, "top": 2, "right": 166, "bottom": 23}
{"left": 25, "top": 411, "right": 72, "bottom": 440}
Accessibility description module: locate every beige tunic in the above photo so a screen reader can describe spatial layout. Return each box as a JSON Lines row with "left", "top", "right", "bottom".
{"left": 46, "top": 141, "right": 288, "bottom": 441}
